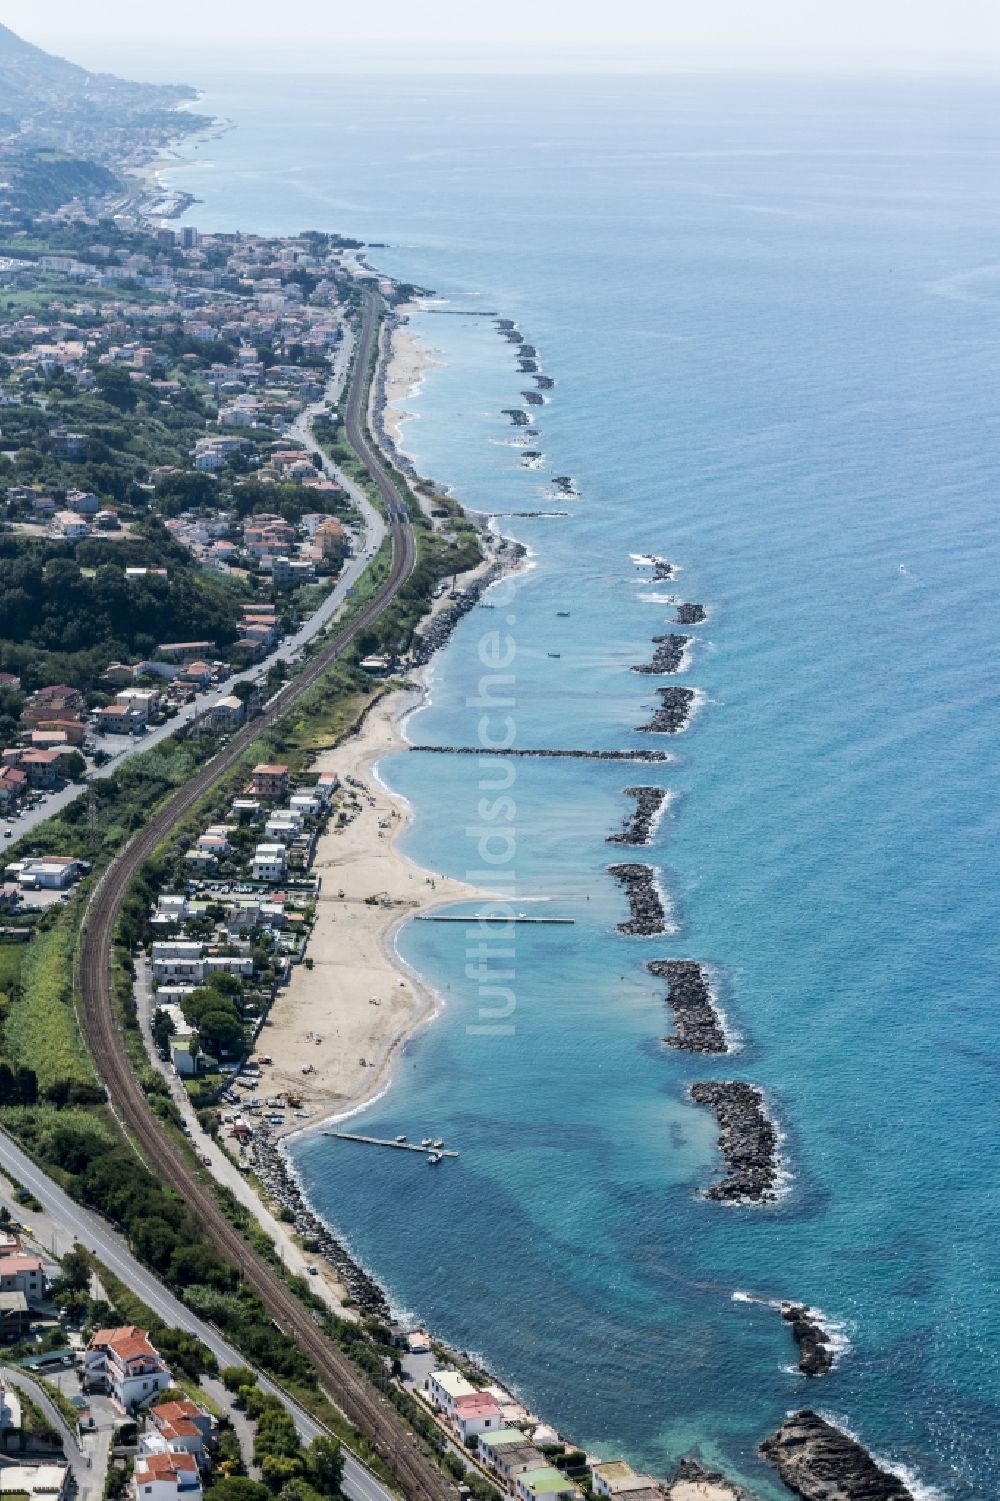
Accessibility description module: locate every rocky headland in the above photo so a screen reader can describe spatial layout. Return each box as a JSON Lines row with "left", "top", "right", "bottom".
{"left": 689, "top": 1081, "right": 780, "bottom": 1203}
{"left": 608, "top": 862, "right": 669, "bottom": 936}
{"left": 649, "top": 959, "right": 728, "bottom": 1054}
{"left": 759, "top": 1411, "right": 915, "bottom": 1501}
{"left": 636, "top": 685, "right": 696, "bottom": 733}
{"left": 633, "top": 633, "right": 691, "bottom": 675}
{"left": 607, "top": 786, "right": 669, "bottom": 846}
{"left": 781, "top": 1303, "right": 836, "bottom": 1377}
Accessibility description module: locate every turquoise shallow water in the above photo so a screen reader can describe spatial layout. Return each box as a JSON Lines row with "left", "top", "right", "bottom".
{"left": 171, "top": 72, "right": 1000, "bottom": 1497}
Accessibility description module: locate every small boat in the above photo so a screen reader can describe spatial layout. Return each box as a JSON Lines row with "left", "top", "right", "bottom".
{"left": 557, "top": 610, "right": 570, "bottom": 617}
{"left": 420, "top": 1137, "right": 433, "bottom": 1147}
{"left": 395, "top": 1134, "right": 407, "bottom": 1144}
{"left": 547, "top": 652, "right": 561, "bottom": 658}
{"left": 427, "top": 1152, "right": 442, "bottom": 1165}
{"left": 433, "top": 1139, "right": 444, "bottom": 1149}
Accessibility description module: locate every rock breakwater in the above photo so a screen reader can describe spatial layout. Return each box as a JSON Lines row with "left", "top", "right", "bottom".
{"left": 632, "top": 633, "right": 691, "bottom": 675}
{"left": 689, "top": 1081, "right": 780, "bottom": 1203}
{"left": 608, "top": 863, "right": 669, "bottom": 936}
{"left": 607, "top": 786, "right": 669, "bottom": 846}
{"left": 759, "top": 1411, "right": 915, "bottom": 1500}
{"left": 781, "top": 1303, "right": 836, "bottom": 1377}
{"left": 649, "top": 959, "right": 728, "bottom": 1054}
{"left": 251, "top": 1134, "right": 390, "bottom": 1319}
{"left": 502, "top": 408, "right": 530, "bottom": 427}
{"left": 636, "top": 686, "right": 696, "bottom": 733}
{"left": 676, "top": 602, "right": 707, "bottom": 625}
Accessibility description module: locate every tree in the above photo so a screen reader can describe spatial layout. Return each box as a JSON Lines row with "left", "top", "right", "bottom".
{"left": 202, "top": 1482, "right": 270, "bottom": 1501}
{"left": 305, "top": 1436, "right": 343, "bottom": 1497}
{"left": 95, "top": 364, "right": 138, "bottom": 412}
{"left": 220, "top": 1364, "right": 256, "bottom": 1394}
{"left": 261, "top": 1456, "right": 303, "bottom": 1493}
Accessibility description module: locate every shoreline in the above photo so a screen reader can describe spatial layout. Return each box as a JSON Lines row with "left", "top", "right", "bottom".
{"left": 261, "top": 669, "right": 488, "bottom": 1141}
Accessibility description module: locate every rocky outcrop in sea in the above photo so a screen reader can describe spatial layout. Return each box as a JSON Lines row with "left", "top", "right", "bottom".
{"left": 781, "top": 1303, "right": 836, "bottom": 1377}
{"left": 502, "top": 408, "right": 530, "bottom": 426}
{"left": 522, "top": 390, "right": 545, "bottom": 406}
{"left": 759, "top": 1411, "right": 915, "bottom": 1500}
{"left": 251, "top": 1134, "right": 390, "bottom": 1319}
{"left": 689, "top": 1081, "right": 780, "bottom": 1203}
{"left": 535, "top": 374, "right": 555, "bottom": 390}
{"left": 636, "top": 686, "right": 696, "bottom": 733}
{"left": 518, "top": 358, "right": 539, "bottom": 373}
{"left": 649, "top": 959, "right": 728, "bottom": 1054}
{"left": 608, "top": 863, "right": 669, "bottom": 936}
{"left": 607, "top": 786, "right": 668, "bottom": 846}
{"left": 676, "top": 602, "right": 707, "bottom": 625}
{"left": 632, "top": 633, "right": 691, "bottom": 675}
{"left": 551, "top": 475, "right": 577, "bottom": 496}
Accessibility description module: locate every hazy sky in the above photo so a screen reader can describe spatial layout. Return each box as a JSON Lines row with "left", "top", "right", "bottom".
{"left": 7, "top": 0, "right": 1000, "bottom": 73}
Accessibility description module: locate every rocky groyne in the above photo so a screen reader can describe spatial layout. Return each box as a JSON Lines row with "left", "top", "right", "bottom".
{"left": 759, "top": 1411, "right": 915, "bottom": 1500}
{"left": 676, "top": 602, "right": 707, "bottom": 625}
{"left": 689, "top": 1081, "right": 780, "bottom": 1203}
{"left": 522, "top": 389, "right": 545, "bottom": 406}
{"left": 636, "top": 686, "right": 696, "bottom": 733}
{"left": 410, "top": 746, "right": 674, "bottom": 762}
{"left": 608, "top": 863, "right": 669, "bottom": 936}
{"left": 649, "top": 959, "right": 728, "bottom": 1054}
{"left": 252, "top": 1134, "right": 390, "bottom": 1319}
{"left": 607, "top": 786, "right": 669, "bottom": 846}
{"left": 781, "top": 1303, "right": 836, "bottom": 1377}
{"left": 632, "top": 633, "right": 691, "bottom": 675}
{"left": 502, "top": 407, "right": 530, "bottom": 426}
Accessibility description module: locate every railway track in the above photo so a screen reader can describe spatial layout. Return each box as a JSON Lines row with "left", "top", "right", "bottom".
{"left": 76, "top": 290, "right": 453, "bottom": 1501}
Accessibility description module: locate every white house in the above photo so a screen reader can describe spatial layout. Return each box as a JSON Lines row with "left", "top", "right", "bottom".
{"left": 0, "top": 1465, "right": 70, "bottom": 1501}
{"left": 84, "top": 1326, "right": 172, "bottom": 1410}
{"left": 143, "top": 1398, "right": 215, "bottom": 1463}
{"left": 252, "top": 844, "right": 286, "bottom": 882}
{"left": 116, "top": 688, "right": 160, "bottom": 721}
{"left": 452, "top": 1393, "right": 504, "bottom": 1445}
{"left": 133, "top": 1451, "right": 203, "bottom": 1501}
{"left": 426, "top": 1369, "right": 477, "bottom": 1416}
{"left": 0, "top": 1254, "right": 46, "bottom": 1304}
{"left": 263, "top": 815, "right": 301, "bottom": 845}
{"left": 515, "top": 1469, "right": 582, "bottom": 1501}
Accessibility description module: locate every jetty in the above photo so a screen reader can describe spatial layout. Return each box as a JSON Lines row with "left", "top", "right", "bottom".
{"left": 326, "top": 1132, "right": 459, "bottom": 1159}
{"left": 409, "top": 745, "right": 673, "bottom": 763}
{"left": 417, "top": 913, "right": 574, "bottom": 925}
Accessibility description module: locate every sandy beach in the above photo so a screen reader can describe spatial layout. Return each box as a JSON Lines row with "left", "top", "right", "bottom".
{"left": 382, "top": 312, "right": 442, "bottom": 448}
{"left": 262, "top": 682, "right": 484, "bottom": 1135}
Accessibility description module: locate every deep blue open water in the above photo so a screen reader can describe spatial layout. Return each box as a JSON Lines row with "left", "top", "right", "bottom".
{"left": 170, "top": 73, "right": 1000, "bottom": 1498}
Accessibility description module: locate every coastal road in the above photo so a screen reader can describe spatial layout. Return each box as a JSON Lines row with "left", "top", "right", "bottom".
{"left": 0, "top": 1128, "right": 392, "bottom": 1501}
{"left": 75, "top": 290, "right": 450, "bottom": 1501}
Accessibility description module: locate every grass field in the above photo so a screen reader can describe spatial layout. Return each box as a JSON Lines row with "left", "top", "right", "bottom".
{"left": 4, "top": 913, "right": 94, "bottom": 1087}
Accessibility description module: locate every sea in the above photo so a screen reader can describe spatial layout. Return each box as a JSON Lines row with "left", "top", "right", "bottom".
{"left": 163, "top": 70, "right": 1000, "bottom": 1499}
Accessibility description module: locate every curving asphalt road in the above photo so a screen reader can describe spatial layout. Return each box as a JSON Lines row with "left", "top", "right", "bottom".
{"left": 73, "top": 290, "right": 451, "bottom": 1501}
